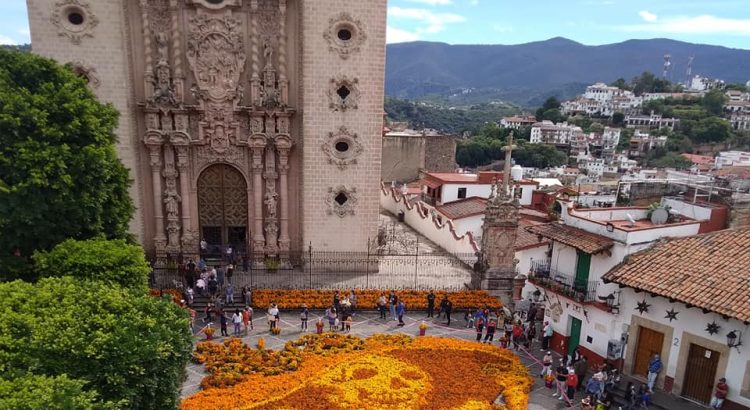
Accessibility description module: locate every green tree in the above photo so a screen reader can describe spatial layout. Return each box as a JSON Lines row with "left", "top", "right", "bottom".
{"left": 33, "top": 238, "right": 150, "bottom": 290}
{"left": 536, "top": 96, "right": 562, "bottom": 120}
{"left": 647, "top": 152, "right": 693, "bottom": 169}
{"left": 690, "top": 117, "right": 732, "bottom": 143}
{"left": 0, "top": 374, "right": 105, "bottom": 410}
{"left": 513, "top": 143, "right": 568, "bottom": 168}
{"left": 0, "top": 277, "right": 192, "bottom": 409}
{"left": 0, "top": 49, "right": 133, "bottom": 277}
{"left": 541, "top": 108, "right": 564, "bottom": 123}
{"left": 701, "top": 89, "right": 727, "bottom": 116}
{"left": 612, "top": 112, "right": 625, "bottom": 126}
{"left": 610, "top": 78, "right": 629, "bottom": 90}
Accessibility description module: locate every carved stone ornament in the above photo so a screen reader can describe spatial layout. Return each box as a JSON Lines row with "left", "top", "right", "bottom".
{"left": 326, "top": 186, "right": 358, "bottom": 217}
{"left": 195, "top": 145, "right": 244, "bottom": 168}
{"left": 323, "top": 12, "right": 367, "bottom": 60}
{"left": 186, "top": 0, "right": 242, "bottom": 11}
{"left": 51, "top": 0, "right": 99, "bottom": 45}
{"left": 328, "top": 75, "right": 360, "bottom": 112}
{"left": 186, "top": 14, "right": 246, "bottom": 101}
{"left": 66, "top": 61, "right": 100, "bottom": 88}
{"left": 321, "top": 126, "right": 364, "bottom": 170}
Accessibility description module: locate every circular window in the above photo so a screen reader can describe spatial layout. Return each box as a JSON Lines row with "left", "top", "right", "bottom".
{"left": 337, "top": 28, "right": 352, "bottom": 41}
{"left": 67, "top": 11, "right": 84, "bottom": 25}
{"left": 335, "top": 140, "right": 350, "bottom": 153}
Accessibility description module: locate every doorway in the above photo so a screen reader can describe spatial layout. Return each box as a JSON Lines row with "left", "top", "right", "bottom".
{"left": 197, "top": 164, "right": 248, "bottom": 258}
{"left": 682, "top": 343, "right": 719, "bottom": 404}
{"left": 633, "top": 326, "right": 664, "bottom": 377}
{"left": 568, "top": 317, "right": 582, "bottom": 356}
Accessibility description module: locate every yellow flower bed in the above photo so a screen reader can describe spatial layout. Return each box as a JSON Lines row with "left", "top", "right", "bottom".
{"left": 183, "top": 334, "right": 532, "bottom": 410}
{"left": 252, "top": 289, "right": 502, "bottom": 310}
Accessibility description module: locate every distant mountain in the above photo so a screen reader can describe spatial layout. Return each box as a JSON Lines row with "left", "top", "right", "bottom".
{"left": 385, "top": 37, "right": 750, "bottom": 107}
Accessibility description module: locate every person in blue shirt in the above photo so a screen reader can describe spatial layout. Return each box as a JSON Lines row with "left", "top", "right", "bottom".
{"left": 647, "top": 354, "right": 662, "bottom": 391}
{"left": 396, "top": 300, "right": 405, "bottom": 327}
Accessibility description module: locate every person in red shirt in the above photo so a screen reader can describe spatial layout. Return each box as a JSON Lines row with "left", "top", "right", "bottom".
{"left": 565, "top": 366, "right": 578, "bottom": 403}
{"left": 710, "top": 377, "right": 729, "bottom": 409}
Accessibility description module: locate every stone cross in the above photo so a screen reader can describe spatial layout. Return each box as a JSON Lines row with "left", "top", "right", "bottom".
{"left": 501, "top": 131, "right": 517, "bottom": 196}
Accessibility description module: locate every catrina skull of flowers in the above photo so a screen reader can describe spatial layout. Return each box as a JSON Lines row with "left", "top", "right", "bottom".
{"left": 315, "top": 354, "right": 429, "bottom": 408}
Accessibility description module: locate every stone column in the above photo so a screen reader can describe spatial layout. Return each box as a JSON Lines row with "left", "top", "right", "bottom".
{"left": 275, "top": 136, "right": 292, "bottom": 266}
{"left": 169, "top": 0, "right": 183, "bottom": 101}
{"left": 250, "top": 142, "right": 266, "bottom": 266}
{"left": 249, "top": 0, "right": 260, "bottom": 105}
{"left": 139, "top": 0, "right": 154, "bottom": 97}
{"left": 176, "top": 146, "right": 194, "bottom": 256}
{"left": 278, "top": 0, "right": 289, "bottom": 104}
{"left": 148, "top": 144, "right": 167, "bottom": 257}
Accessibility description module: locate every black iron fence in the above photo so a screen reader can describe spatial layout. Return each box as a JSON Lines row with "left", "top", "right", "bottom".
{"left": 153, "top": 251, "right": 478, "bottom": 291}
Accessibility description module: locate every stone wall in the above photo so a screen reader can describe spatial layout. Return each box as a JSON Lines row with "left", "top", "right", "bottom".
{"left": 424, "top": 134, "right": 456, "bottom": 173}
{"left": 381, "top": 133, "right": 456, "bottom": 183}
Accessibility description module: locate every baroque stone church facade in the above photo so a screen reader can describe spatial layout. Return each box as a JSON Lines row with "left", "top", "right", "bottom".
{"left": 26, "top": 0, "right": 387, "bottom": 264}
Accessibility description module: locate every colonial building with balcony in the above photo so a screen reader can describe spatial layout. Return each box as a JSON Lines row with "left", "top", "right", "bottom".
{"left": 521, "top": 199, "right": 719, "bottom": 369}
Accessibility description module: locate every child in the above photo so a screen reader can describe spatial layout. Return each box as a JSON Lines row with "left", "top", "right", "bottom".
{"left": 581, "top": 395, "right": 594, "bottom": 410}
{"left": 475, "top": 316, "right": 485, "bottom": 341}
{"left": 466, "top": 309, "right": 475, "bottom": 328}
{"left": 316, "top": 318, "right": 324, "bottom": 334}
{"left": 499, "top": 335, "right": 509, "bottom": 349}
{"left": 242, "top": 307, "right": 251, "bottom": 335}
{"left": 300, "top": 304, "right": 309, "bottom": 332}
{"left": 344, "top": 315, "right": 352, "bottom": 333}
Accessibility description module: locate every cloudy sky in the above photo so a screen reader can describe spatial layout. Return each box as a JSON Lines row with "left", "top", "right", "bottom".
{"left": 2, "top": 0, "right": 750, "bottom": 49}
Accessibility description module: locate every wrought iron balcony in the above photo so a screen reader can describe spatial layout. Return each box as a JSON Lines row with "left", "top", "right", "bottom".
{"left": 528, "top": 259, "right": 599, "bottom": 302}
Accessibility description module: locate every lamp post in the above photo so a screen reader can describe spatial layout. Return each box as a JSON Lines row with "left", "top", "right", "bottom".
{"left": 727, "top": 330, "right": 742, "bottom": 352}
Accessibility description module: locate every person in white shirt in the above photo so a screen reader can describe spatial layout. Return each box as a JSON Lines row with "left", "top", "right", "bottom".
{"left": 268, "top": 304, "right": 279, "bottom": 330}
{"left": 231, "top": 309, "right": 242, "bottom": 336}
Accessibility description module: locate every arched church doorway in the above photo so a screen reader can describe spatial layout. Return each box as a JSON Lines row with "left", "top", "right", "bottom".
{"left": 197, "top": 164, "right": 248, "bottom": 258}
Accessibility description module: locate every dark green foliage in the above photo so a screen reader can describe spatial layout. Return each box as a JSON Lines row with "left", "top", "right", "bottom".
{"left": 645, "top": 152, "right": 693, "bottom": 169}
{"left": 701, "top": 89, "right": 727, "bottom": 116}
{"left": 0, "top": 277, "right": 193, "bottom": 409}
{"left": 33, "top": 238, "right": 150, "bottom": 291}
{"left": 385, "top": 97, "right": 519, "bottom": 134}
{"left": 0, "top": 374, "right": 106, "bottom": 410}
{"left": 513, "top": 142, "right": 568, "bottom": 168}
{"left": 612, "top": 112, "right": 625, "bottom": 126}
{"left": 0, "top": 48, "right": 133, "bottom": 277}
{"left": 455, "top": 124, "right": 532, "bottom": 167}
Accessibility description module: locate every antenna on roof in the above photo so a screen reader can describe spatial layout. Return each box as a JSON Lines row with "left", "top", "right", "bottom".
{"left": 663, "top": 54, "right": 672, "bottom": 80}
{"left": 685, "top": 55, "right": 694, "bottom": 86}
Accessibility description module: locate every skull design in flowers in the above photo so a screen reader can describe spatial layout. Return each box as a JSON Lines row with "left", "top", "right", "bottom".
{"left": 315, "top": 354, "right": 429, "bottom": 408}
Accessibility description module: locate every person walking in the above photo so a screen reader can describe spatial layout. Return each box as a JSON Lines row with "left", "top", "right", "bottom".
{"left": 333, "top": 290, "right": 341, "bottom": 313}
{"left": 389, "top": 291, "right": 398, "bottom": 321}
{"left": 300, "top": 304, "right": 309, "bottom": 332}
{"left": 438, "top": 295, "right": 448, "bottom": 319}
{"left": 203, "top": 303, "right": 213, "bottom": 323}
{"left": 426, "top": 290, "right": 435, "bottom": 318}
{"left": 566, "top": 366, "right": 578, "bottom": 403}
{"left": 219, "top": 309, "right": 229, "bottom": 337}
{"left": 444, "top": 297, "right": 453, "bottom": 326}
{"left": 710, "top": 377, "right": 728, "bottom": 409}
{"left": 377, "top": 293, "right": 387, "bottom": 319}
{"left": 574, "top": 355, "right": 588, "bottom": 391}
{"left": 484, "top": 318, "right": 496, "bottom": 343}
{"left": 242, "top": 306, "right": 251, "bottom": 335}
{"left": 396, "top": 300, "right": 405, "bottom": 327}
{"left": 553, "top": 359, "right": 568, "bottom": 400}
{"left": 542, "top": 321, "right": 553, "bottom": 351}
{"left": 511, "top": 321, "right": 524, "bottom": 350}
{"left": 326, "top": 306, "right": 337, "bottom": 332}
{"left": 348, "top": 289, "right": 357, "bottom": 313}
{"left": 344, "top": 315, "right": 352, "bottom": 333}
{"left": 526, "top": 321, "right": 537, "bottom": 349}
{"left": 268, "top": 303, "right": 279, "bottom": 331}
{"left": 231, "top": 309, "right": 242, "bottom": 336}
{"left": 475, "top": 315, "right": 485, "bottom": 342}
{"left": 541, "top": 351, "right": 553, "bottom": 378}
{"left": 225, "top": 282, "right": 234, "bottom": 304}
{"left": 646, "top": 354, "right": 662, "bottom": 391}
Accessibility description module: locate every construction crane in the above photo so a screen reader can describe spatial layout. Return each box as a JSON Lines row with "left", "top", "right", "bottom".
{"left": 662, "top": 54, "right": 672, "bottom": 80}
{"left": 685, "top": 55, "right": 694, "bottom": 86}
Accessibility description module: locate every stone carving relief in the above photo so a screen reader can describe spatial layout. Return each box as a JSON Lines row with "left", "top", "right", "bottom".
{"left": 264, "top": 186, "right": 278, "bottom": 218}
{"left": 257, "top": 0, "right": 281, "bottom": 41}
{"left": 66, "top": 61, "right": 100, "bottom": 88}
{"left": 323, "top": 12, "right": 367, "bottom": 60}
{"left": 321, "top": 126, "right": 364, "bottom": 170}
{"left": 187, "top": 0, "right": 242, "bottom": 11}
{"left": 164, "top": 179, "right": 182, "bottom": 220}
{"left": 186, "top": 14, "right": 246, "bottom": 101}
{"left": 326, "top": 186, "right": 358, "bottom": 217}
{"left": 146, "top": 0, "right": 171, "bottom": 33}
{"left": 151, "top": 60, "right": 178, "bottom": 105}
{"left": 51, "top": 0, "right": 99, "bottom": 45}
{"left": 328, "top": 75, "right": 360, "bottom": 112}
{"left": 195, "top": 145, "right": 244, "bottom": 168}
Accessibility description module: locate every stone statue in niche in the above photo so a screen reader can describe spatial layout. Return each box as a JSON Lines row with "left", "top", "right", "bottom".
{"left": 277, "top": 117, "right": 289, "bottom": 134}
{"left": 155, "top": 31, "right": 169, "bottom": 63}
{"left": 152, "top": 61, "right": 177, "bottom": 105}
{"left": 250, "top": 117, "right": 263, "bottom": 134}
{"left": 163, "top": 178, "right": 181, "bottom": 219}
{"left": 167, "top": 221, "right": 181, "bottom": 249}
{"left": 207, "top": 124, "right": 231, "bottom": 154}
{"left": 263, "top": 39, "right": 274, "bottom": 68}
{"left": 264, "top": 115, "right": 275, "bottom": 135}
{"left": 264, "top": 186, "right": 278, "bottom": 218}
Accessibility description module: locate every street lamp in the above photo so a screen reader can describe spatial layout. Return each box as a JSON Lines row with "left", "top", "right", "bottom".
{"left": 727, "top": 330, "right": 742, "bottom": 351}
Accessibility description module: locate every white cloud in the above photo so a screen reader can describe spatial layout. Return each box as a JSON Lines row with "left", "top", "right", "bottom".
{"left": 639, "top": 10, "right": 658, "bottom": 22}
{"left": 492, "top": 24, "right": 513, "bottom": 33}
{"left": 621, "top": 14, "right": 750, "bottom": 36}
{"left": 387, "top": 25, "right": 420, "bottom": 43}
{"left": 0, "top": 35, "right": 17, "bottom": 45}
{"left": 18, "top": 28, "right": 30, "bottom": 37}
{"left": 405, "top": 0, "right": 452, "bottom": 5}
{"left": 388, "top": 6, "right": 466, "bottom": 34}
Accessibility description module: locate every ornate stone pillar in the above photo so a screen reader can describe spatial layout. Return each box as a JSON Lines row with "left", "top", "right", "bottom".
{"left": 263, "top": 146, "right": 279, "bottom": 256}
{"left": 278, "top": 0, "right": 289, "bottom": 104}
{"left": 250, "top": 139, "right": 266, "bottom": 265}
{"left": 249, "top": 0, "right": 260, "bottom": 105}
{"left": 276, "top": 137, "right": 292, "bottom": 265}
{"left": 163, "top": 145, "right": 181, "bottom": 256}
{"left": 169, "top": 0, "right": 183, "bottom": 101}
{"left": 139, "top": 0, "right": 154, "bottom": 97}
{"left": 175, "top": 145, "right": 194, "bottom": 257}
{"left": 148, "top": 144, "right": 167, "bottom": 257}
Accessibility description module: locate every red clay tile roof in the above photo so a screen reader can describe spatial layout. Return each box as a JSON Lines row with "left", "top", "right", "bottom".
{"left": 602, "top": 227, "right": 750, "bottom": 322}
{"left": 525, "top": 222, "right": 614, "bottom": 254}
{"left": 435, "top": 197, "right": 487, "bottom": 220}
{"left": 517, "top": 220, "right": 549, "bottom": 250}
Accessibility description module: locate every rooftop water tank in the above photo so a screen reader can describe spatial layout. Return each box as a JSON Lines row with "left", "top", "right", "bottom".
{"left": 511, "top": 165, "right": 523, "bottom": 181}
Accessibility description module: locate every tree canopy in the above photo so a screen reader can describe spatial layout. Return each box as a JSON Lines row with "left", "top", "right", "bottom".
{"left": 0, "top": 374, "right": 103, "bottom": 410}
{"left": 0, "top": 276, "right": 192, "bottom": 409}
{"left": 33, "top": 238, "right": 150, "bottom": 290}
{"left": 513, "top": 142, "right": 568, "bottom": 169}
{"left": 0, "top": 49, "right": 133, "bottom": 278}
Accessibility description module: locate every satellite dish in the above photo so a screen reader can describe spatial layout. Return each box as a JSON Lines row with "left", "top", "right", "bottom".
{"left": 650, "top": 208, "right": 669, "bottom": 225}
